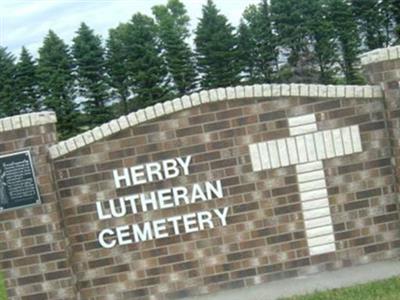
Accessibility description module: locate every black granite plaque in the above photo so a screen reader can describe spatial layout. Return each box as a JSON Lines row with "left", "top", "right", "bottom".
{"left": 0, "top": 151, "right": 41, "bottom": 211}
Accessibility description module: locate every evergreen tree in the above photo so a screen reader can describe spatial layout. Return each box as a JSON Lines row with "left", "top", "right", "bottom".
{"left": 106, "top": 24, "right": 131, "bottom": 115}
{"left": 309, "top": 0, "right": 338, "bottom": 84}
{"left": 152, "top": 0, "right": 197, "bottom": 96}
{"left": 37, "top": 30, "right": 78, "bottom": 139}
{"left": 15, "top": 47, "right": 41, "bottom": 113}
{"left": 195, "top": 0, "right": 240, "bottom": 89}
{"left": 238, "top": 1, "right": 277, "bottom": 84}
{"left": 351, "top": 0, "right": 391, "bottom": 49}
{"left": 237, "top": 19, "right": 257, "bottom": 83}
{"left": 393, "top": 0, "right": 400, "bottom": 43}
{"left": 271, "top": 0, "right": 317, "bottom": 82}
{"left": 328, "top": 0, "right": 364, "bottom": 84}
{"left": 0, "top": 47, "right": 17, "bottom": 117}
{"left": 72, "top": 23, "right": 112, "bottom": 127}
{"left": 126, "top": 13, "right": 170, "bottom": 109}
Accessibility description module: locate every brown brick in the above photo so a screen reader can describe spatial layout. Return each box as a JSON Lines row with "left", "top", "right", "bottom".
{"left": 360, "top": 121, "right": 385, "bottom": 132}
{"left": 251, "top": 227, "right": 276, "bottom": 238}
{"left": 1, "top": 249, "right": 24, "bottom": 260}
{"left": 365, "top": 158, "right": 391, "bottom": 169}
{"left": 21, "top": 293, "right": 48, "bottom": 300}
{"left": 373, "top": 213, "right": 399, "bottom": 224}
{"left": 159, "top": 254, "right": 184, "bottom": 265}
{"left": 267, "top": 233, "right": 292, "bottom": 244}
{"left": 88, "top": 257, "right": 114, "bottom": 268}
{"left": 25, "top": 244, "right": 52, "bottom": 255}
{"left": 122, "top": 289, "right": 149, "bottom": 298}
{"left": 259, "top": 110, "right": 286, "bottom": 122}
{"left": 338, "top": 163, "right": 363, "bottom": 175}
{"left": 356, "top": 188, "right": 382, "bottom": 199}
{"left": 344, "top": 200, "right": 369, "bottom": 211}
{"left": 314, "top": 100, "right": 340, "bottom": 111}
{"left": 227, "top": 250, "right": 253, "bottom": 261}
{"left": 216, "top": 108, "right": 243, "bottom": 120}
{"left": 138, "top": 277, "right": 160, "bottom": 287}
{"left": 272, "top": 185, "right": 297, "bottom": 197}
{"left": 258, "top": 263, "right": 283, "bottom": 274}
{"left": 210, "top": 158, "right": 237, "bottom": 169}
{"left": 364, "top": 242, "right": 389, "bottom": 254}
{"left": 176, "top": 126, "right": 203, "bottom": 137}
{"left": 173, "top": 261, "right": 199, "bottom": 271}
{"left": 189, "top": 113, "right": 215, "bottom": 125}
{"left": 14, "top": 256, "right": 39, "bottom": 267}
{"left": 92, "top": 276, "right": 118, "bottom": 286}
{"left": 285, "top": 258, "right": 310, "bottom": 269}
{"left": 45, "top": 270, "right": 71, "bottom": 281}
{"left": 229, "top": 183, "right": 256, "bottom": 195}
{"left": 133, "top": 124, "right": 160, "bottom": 135}
{"left": 107, "top": 264, "right": 130, "bottom": 274}
{"left": 232, "top": 201, "right": 259, "bottom": 213}
{"left": 231, "top": 268, "right": 257, "bottom": 279}
{"left": 203, "top": 273, "right": 229, "bottom": 284}
{"left": 204, "top": 120, "right": 231, "bottom": 132}
{"left": 21, "top": 225, "right": 48, "bottom": 236}
{"left": 18, "top": 274, "right": 44, "bottom": 286}
{"left": 275, "top": 203, "right": 301, "bottom": 215}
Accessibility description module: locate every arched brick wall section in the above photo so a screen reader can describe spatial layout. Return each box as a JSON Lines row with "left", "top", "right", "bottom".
{"left": 51, "top": 85, "right": 399, "bottom": 299}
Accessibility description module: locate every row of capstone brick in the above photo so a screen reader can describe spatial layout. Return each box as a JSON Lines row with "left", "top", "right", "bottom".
{"left": 0, "top": 84, "right": 383, "bottom": 160}
{"left": 47, "top": 84, "right": 383, "bottom": 159}
{"left": 360, "top": 45, "right": 400, "bottom": 65}
{"left": 0, "top": 111, "right": 57, "bottom": 133}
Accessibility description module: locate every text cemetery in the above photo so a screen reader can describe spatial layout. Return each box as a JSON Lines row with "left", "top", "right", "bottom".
{"left": 95, "top": 156, "right": 230, "bottom": 248}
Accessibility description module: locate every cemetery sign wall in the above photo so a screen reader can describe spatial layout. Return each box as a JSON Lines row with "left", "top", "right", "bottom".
{"left": 0, "top": 45, "right": 400, "bottom": 300}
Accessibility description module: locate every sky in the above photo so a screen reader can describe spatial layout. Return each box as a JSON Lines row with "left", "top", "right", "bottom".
{"left": 0, "top": 0, "right": 260, "bottom": 57}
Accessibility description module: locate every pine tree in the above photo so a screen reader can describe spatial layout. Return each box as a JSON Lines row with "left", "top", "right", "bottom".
{"left": 152, "top": 0, "right": 197, "bottom": 96}
{"left": 126, "top": 13, "right": 170, "bottom": 109}
{"left": 37, "top": 30, "right": 78, "bottom": 139}
{"left": 328, "top": 0, "right": 364, "bottom": 84}
{"left": 238, "top": 1, "right": 277, "bottom": 84}
{"left": 309, "top": 0, "right": 338, "bottom": 84}
{"left": 271, "top": 0, "right": 317, "bottom": 82}
{"left": 393, "top": 0, "right": 400, "bottom": 43}
{"left": 352, "top": 0, "right": 387, "bottom": 50}
{"left": 195, "top": 0, "right": 240, "bottom": 89}
{"left": 237, "top": 19, "right": 257, "bottom": 83}
{"left": 0, "top": 47, "right": 17, "bottom": 117}
{"left": 15, "top": 47, "right": 41, "bottom": 113}
{"left": 106, "top": 24, "right": 131, "bottom": 115}
{"left": 72, "top": 23, "right": 112, "bottom": 127}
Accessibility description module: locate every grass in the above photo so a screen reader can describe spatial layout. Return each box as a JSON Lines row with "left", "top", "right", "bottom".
{"left": 0, "top": 272, "right": 6, "bottom": 300}
{"left": 282, "top": 277, "right": 400, "bottom": 300}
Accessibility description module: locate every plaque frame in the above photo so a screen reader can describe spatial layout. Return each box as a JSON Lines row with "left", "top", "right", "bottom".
{"left": 0, "top": 150, "right": 42, "bottom": 213}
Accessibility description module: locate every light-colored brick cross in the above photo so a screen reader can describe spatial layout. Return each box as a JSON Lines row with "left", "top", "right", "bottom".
{"left": 249, "top": 114, "right": 363, "bottom": 256}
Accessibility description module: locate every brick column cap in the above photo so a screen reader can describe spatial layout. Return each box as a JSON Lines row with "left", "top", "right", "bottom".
{"left": 360, "top": 46, "right": 400, "bottom": 66}
{"left": 0, "top": 111, "right": 57, "bottom": 133}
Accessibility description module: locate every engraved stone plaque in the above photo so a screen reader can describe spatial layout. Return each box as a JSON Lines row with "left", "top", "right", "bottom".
{"left": 0, "top": 151, "right": 41, "bottom": 211}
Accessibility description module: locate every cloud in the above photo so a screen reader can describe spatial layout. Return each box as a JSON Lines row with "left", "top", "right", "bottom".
{"left": 0, "top": 0, "right": 259, "bottom": 56}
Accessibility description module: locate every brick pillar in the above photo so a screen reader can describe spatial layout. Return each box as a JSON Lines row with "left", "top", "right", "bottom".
{"left": 361, "top": 46, "right": 400, "bottom": 195}
{"left": 0, "top": 112, "right": 75, "bottom": 300}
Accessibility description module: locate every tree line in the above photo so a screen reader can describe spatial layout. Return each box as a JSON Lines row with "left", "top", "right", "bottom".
{"left": 1, "top": 0, "right": 399, "bottom": 139}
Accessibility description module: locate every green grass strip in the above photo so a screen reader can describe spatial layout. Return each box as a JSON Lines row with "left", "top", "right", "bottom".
{"left": 0, "top": 272, "right": 6, "bottom": 300}
{"left": 282, "top": 277, "right": 400, "bottom": 300}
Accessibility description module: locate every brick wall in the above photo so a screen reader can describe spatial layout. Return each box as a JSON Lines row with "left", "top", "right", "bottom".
{"left": 0, "top": 113, "right": 74, "bottom": 300}
{"left": 0, "top": 45, "right": 399, "bottom": 300}
{"left": 51, "top": 84, "right": 400, "bottom": 299}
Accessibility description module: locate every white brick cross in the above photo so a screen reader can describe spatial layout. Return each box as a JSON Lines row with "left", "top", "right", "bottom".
{"left": 249, "top": 114, "right": 363, "bottom": 256}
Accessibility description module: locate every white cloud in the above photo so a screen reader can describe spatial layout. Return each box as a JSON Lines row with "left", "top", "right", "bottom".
{"left": 0, "top": 0, "right": 259, "bottom": 56}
